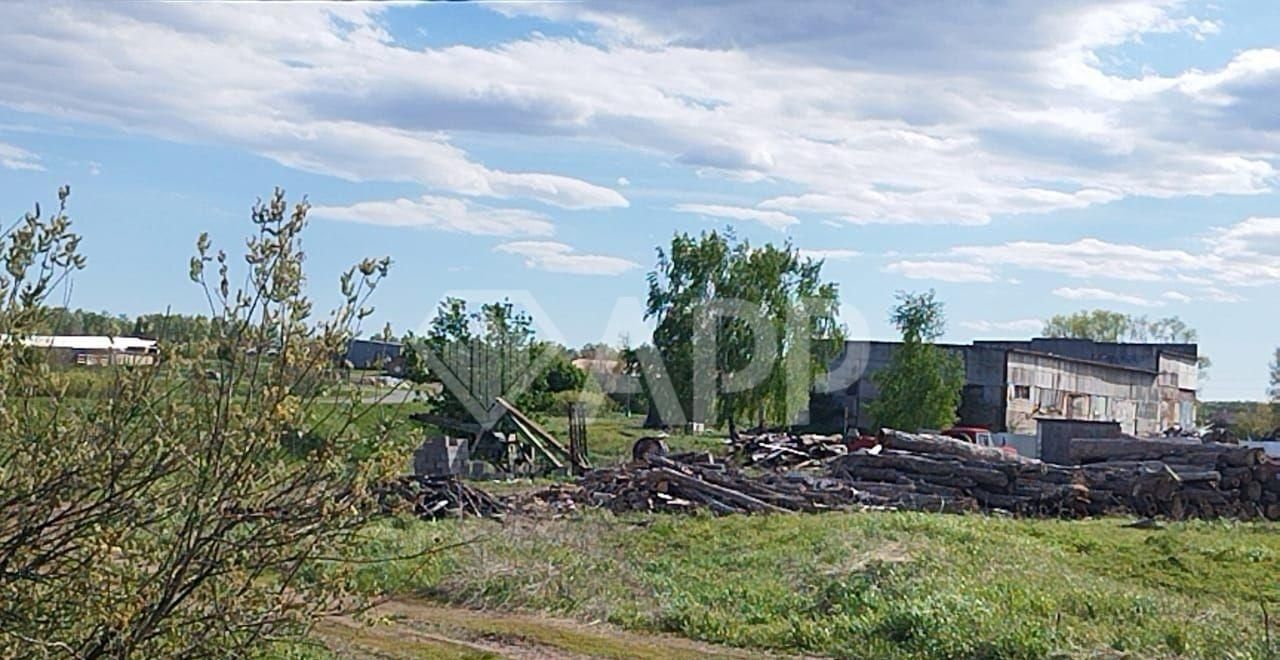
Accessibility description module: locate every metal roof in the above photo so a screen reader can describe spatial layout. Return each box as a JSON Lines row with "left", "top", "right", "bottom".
{"left": 19, "top": 335, "right": 158, "bottom": 352}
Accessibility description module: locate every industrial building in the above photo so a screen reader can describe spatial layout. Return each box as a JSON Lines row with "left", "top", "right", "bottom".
{"left": 810, "top": 337, "right": 1198, "bottom": 438}
{"left": 20, "top": 335, "right": 159, "bottom": 366}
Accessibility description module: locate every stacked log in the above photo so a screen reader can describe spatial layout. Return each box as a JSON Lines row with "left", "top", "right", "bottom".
{"left": 1066, "top": 437, "right": 1264, "bottom": 467}
{"left": 379, "top": 475, "right": 507, "bottom": 520}
{"left": 1068, "top": 438, "right": 1278, "bottom": 520}
{"left": 827, "top": 433, "right": 1280, "bottom": 521}
{"left": 880, "top": 429, "right": 1022, "bottom": 464}
{"left": 381, "top": 432, "right": 1279, "bottom": 522}
{"left": 830, "top": 449, "right": 1090, "bottom": 517}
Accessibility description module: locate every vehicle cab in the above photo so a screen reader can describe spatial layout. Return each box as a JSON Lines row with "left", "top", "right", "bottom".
{"left": 941, "top": 426, "right": 1017, "bottom": 456}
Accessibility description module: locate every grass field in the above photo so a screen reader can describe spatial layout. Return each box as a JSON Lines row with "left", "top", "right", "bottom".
{"left": 335, "top": 511, "right": 1280, "bottom": 659}
{"left": 292, "top": 401, "right": 1280, "bottom": 658}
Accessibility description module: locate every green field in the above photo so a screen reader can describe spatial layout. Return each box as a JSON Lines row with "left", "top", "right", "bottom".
{"left": 335, "top": 511, "right": 1280, "bottom": 659}
{"left": 292, "top": 401, "right": 1280, "bottom": 658}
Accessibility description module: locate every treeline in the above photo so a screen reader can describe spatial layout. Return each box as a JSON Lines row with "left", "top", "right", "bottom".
{"left": 30, "top": 307, "right": 219, "bottom": 343}
{"left": 1199, "top": 401, "right": 1280, "bottom": 439}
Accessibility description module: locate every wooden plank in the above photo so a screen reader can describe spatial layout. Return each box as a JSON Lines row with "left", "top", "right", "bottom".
{"left": 495, "top": 396, "right": 589, "bottom": 470}
{"left": 505, "top": 412, "right": 564, "bottom": 469}
{"left": 652, "top": 467, "right": 790, "bottom": 514}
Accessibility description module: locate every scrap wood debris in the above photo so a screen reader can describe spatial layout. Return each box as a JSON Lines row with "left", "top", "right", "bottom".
{"left": 378, "top": 475, "right": 507, "bottom": 520}
{"left": 728, "top": 431, "right": 848, "bottom": 469}
{"left": 384, "top": 429, "right": 1280, "bottom": 522}
{"left": 566, "top": 453, "right": 872, "bottom": 515}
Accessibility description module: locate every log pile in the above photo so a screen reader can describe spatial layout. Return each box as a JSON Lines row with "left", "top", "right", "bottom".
{"left": 1066, "top": 438, "right": 1279, "bottom": 520}
{"left": 381, "top": 432, "right": 1278, "bottom": 522}
{"left": 828, "top": 432, "right": 1280, "bottom": 521}
{"left": 567, "top": 454, "right": 876, "bottom": 515}
{"left": 379, "top": 475, "right": 507, "bottom": 520}
{"left": 830, "top": 448, "right": 1086, "bottom": 517}
{"left": 729, "top": 432, "right": 847, "bottom": 469}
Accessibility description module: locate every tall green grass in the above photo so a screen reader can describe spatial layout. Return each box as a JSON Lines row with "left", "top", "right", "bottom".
{"left": 346, "top": 512, "right": 1280, "bottom": 659}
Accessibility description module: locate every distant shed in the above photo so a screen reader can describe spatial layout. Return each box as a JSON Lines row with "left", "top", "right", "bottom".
{"left": 343, "top": 338, "right": 403, "bottom": 371}
{"left": 20, "top": 335, "right": 159, "bottom": 366}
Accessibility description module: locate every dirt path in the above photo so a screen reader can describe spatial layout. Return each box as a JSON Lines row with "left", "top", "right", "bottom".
{"left": 316, "top": 597, "right": 785, "bottom": 659}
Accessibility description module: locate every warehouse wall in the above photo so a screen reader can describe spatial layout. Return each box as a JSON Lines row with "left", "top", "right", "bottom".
{"left": 1003, "top": 352, "right": 1159, "bottom": 435}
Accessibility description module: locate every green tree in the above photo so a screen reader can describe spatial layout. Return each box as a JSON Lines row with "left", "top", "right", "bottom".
{"left": 403, "top": 297, "right": 584, "bottom": 417}
{"left": 645, "top": 229, "right": 842, "bottom": 429}
{"left": 867, "top": 290, "right": 965, "bottom": 432}
{"left": 1043, "top": 309, "right": 1211, "bottom": 377}
{"left": 1234, "top": 402, "right": 1278, "bottom": 438}
{"left": 1269, "top": 348, "right": 1280, "bottom": 402}
{"left": 1042, "top": 309, "right": 1134, "bottom": 342}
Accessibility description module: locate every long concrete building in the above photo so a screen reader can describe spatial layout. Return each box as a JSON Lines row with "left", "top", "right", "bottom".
{"left": 809, "top": 337, "right": 1198, "bottom": 437}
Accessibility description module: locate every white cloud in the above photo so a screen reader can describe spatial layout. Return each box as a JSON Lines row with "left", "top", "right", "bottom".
{"left": 799, "top": 248, "right": 861, "bottom": 261}
{"left": 0, "top": 5, "right": 627, "bottom": 210}
{"left": 0, "top": 1, "right": 1274, "bottom": 227}
{"left": 950, "top": 238, "right": 1202, "bottom": 282}
{"left": 1197, "top": 287, "right": 1246, "bottom": 303}
{"left": 311, "top": 196, "right": 555, "bottom": 237}
{"left": 1052, "top": 286, "right": 1164, "bottom": 307}
{"left": 616, "top": 176, "right": 630, "bottom": 186}
{"left": 672, "top": 203, "right": 798, "bottom": 230}
{"left": 1162, "top": 290, "right": 1193, "bottom": 303}
{"left": 941, "top": 214, "right": 1280, "bottom": 295}
{"left": 959, "top": 319, "right": 1044, "bottom": 334}
{"left": 884, "top": 260, "right": 996, "bottom": 283}
{"left": 0, "top": 141, "right": 41, "bottom": 171}
{"left": 494, "top": 1, "right": 1280, "bottom": 223}
{"left": 494, "top": 241, "right": 639, "bottom": 275}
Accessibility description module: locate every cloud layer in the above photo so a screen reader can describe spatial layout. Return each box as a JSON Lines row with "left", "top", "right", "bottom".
{"left": 1, "top": 1, "right": 1277, "bottom": 230}
{"left": 934, "top": 216, "right": 1280, "bottom": 297}
{"left": 0, "top": 141, "right": 41, "bottom": 171}
{"left": 494, "top": 241, "right": 639, "bottom": 276}
{"left": 311, "top": 196, "right": 555, "bottom": 237}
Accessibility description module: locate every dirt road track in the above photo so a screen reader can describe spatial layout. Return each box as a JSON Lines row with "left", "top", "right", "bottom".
{"left": 316, "top": 597, "right": 787, "bottom": 659}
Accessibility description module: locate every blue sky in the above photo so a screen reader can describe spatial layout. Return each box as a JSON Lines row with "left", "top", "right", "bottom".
{"left": 1, "top": 1, "right": 1278, "bottom": 400}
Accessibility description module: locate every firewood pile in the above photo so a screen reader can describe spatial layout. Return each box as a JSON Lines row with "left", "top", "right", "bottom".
{"left": 828, "top": 431, "right": 1280, "bottom": 521}
{"left": 729, "top": 432, "right": 847, "bottom": 469}
{"left": 561, "top": 453, "right": 875, "bottom": 515}
{"left": 378, "top": 475, "right": 507, "bottom": 520}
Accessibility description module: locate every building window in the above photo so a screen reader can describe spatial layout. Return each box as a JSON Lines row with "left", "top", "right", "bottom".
{"left": 1091, "top": 395, "right": 1109, "bottom": 420}
{"left": 1012, "top": 385, "right": 1031, "bottom": 400}
{"left": 1035, "top": 387, "right": 1059, "bottom": 410}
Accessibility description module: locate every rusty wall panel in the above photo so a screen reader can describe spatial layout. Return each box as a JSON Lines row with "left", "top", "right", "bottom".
{"left": 1004, "top": 352, "right": 1161, "bottom": 436}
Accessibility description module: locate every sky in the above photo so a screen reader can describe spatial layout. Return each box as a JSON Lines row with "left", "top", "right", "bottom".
{"left": 0, "top": 0, "right": 1278, "bottom": 400}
